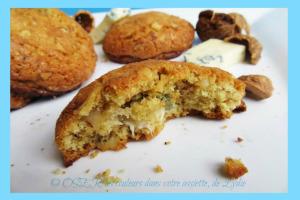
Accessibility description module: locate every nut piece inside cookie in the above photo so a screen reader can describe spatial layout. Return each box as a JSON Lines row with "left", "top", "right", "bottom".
{"left": 238, "top": 75, "right": 273, "bottom": 100}
{"left": 225, "top": 34, "right": 262, "bottom": 64}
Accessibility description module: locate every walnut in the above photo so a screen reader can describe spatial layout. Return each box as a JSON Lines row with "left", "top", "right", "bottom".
{"left": 74, "top": 10, "right": 95, "bottom": 33}
{"left": 238, "top": 75, "right": 273, "bottom": 100}
{"left": 229, "top": 13, "right": 250, "bottom": 35}
{"left": 196, "top": 10, "right": 249, "bottom": 41}
{"left": 225, "top": 34, "right": 262, "bottom": 64}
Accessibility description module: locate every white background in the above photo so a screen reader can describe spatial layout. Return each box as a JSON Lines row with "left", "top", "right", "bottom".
{"left": 11, "top": 8, "right": 288, "bottom": 192}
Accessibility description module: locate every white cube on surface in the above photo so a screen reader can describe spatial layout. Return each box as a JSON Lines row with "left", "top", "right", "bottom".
{"left": 184, "top": 39, "right": 246, "bottom": 70}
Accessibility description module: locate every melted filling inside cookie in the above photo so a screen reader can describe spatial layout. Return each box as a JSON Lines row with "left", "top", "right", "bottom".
{"left": 62, "top": 75, "right": 243, "bottom": 154}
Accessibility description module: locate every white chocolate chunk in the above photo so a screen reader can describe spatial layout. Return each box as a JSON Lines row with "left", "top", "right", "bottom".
{"left": 184, "top": 39, "right": 246, "bottom": 69}
{"left": 89, "top": 8, "right": 131, "bottom": 44}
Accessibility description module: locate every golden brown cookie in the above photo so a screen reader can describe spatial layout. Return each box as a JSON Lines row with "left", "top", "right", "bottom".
{"left": 55, "top": 60, "right": 246, "bottom": 166}
{"left": 11, "top": 9, "right": 97, "bottom": 109}
{"left": 103, "top": 11, "right": 195, "bottom": 63}
{"left": 10, "top": 92, "right": 32, "bottom": 110}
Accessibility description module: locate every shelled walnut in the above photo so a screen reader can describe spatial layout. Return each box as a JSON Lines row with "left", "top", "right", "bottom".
{"left": 225, "top": 34, "right": 262, "bottom": 64}
{"left": 196, "top": 10, "right": 250, "bottom": 41}
{"left": 238, "top": 75, "right": 273, "bottom": 100}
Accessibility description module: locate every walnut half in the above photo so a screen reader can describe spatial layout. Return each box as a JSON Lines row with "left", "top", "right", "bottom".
{"left": 238, "top": 75, "right": 273, "bottom": 100}
{"left": 225, "top": 34, "right": 262, "bottom": 65}
{"left": 196, "top": 10, "right": 250, "bottom": 41}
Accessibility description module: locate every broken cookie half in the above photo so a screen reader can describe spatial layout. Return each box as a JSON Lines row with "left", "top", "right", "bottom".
{"left": 55, "top": 60, "right": 246, "bottom": 166}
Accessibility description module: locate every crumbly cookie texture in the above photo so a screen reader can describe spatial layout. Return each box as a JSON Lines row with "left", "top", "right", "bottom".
{"left": 55, "top": 60, "right": 246, "bottom": 166}
{"left": 11, "top": 9, "right": 96, "bottom": 109}
{"left": 103, "top": 11, "right": 195, "bottom": 63}
{"left": 224, "top": 157, "right": 248, "bottom": 179}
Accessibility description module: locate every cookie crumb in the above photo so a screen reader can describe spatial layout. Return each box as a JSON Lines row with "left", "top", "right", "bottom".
{"left": 52, "top": 168, "right": 66, "bottom": 175}
{"left": 164, "top": 141, "right": 171, "bottom": 145}
{"left": 221, "top": 125, "right": 228, "bottom": 129}
{"left": 235, "top": 137, "right": 243, "bottom": 143}
{"left": 89, "top": 150, "right": 100, "bottom": 159}
{"left": 95, "top": 169, "right": 121, "bottom": 185}
{"left": 224, "top": 157, "right": 248, "bottom": 179}
{"left": 85, "top": 169, "right": 90, "bottom": 174}
{"left": 153, "top": 165, "right": 164, "bottom": 173}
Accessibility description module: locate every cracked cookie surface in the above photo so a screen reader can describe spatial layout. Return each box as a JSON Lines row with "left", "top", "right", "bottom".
{"left": 103, "top": 11, "right": 195, "bottom": 63}
{"left": 11, "top": 9, "right": 96, "bottom": 109}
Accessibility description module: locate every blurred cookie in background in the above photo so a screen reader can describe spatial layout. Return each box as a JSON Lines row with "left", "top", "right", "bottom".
{"left": 10, "top": 9, "right": 97, "bottom": 110}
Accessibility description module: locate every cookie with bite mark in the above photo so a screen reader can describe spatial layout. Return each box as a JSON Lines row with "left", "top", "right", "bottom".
{"left": 55, "top": 60, "right": 246, "bottom": 166}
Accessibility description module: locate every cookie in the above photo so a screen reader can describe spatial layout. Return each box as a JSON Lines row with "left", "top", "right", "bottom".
{"left": 103, "top": 11, "right": 195, "bottom": 63}
{"left": 10, "top": 92, "right": 32, "bottom": 110}
{"left": 11, "top": 9, "right": 97, "bottom": 109}
{"left": 55, "top": 60, "right": 246, "bottom": 166}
